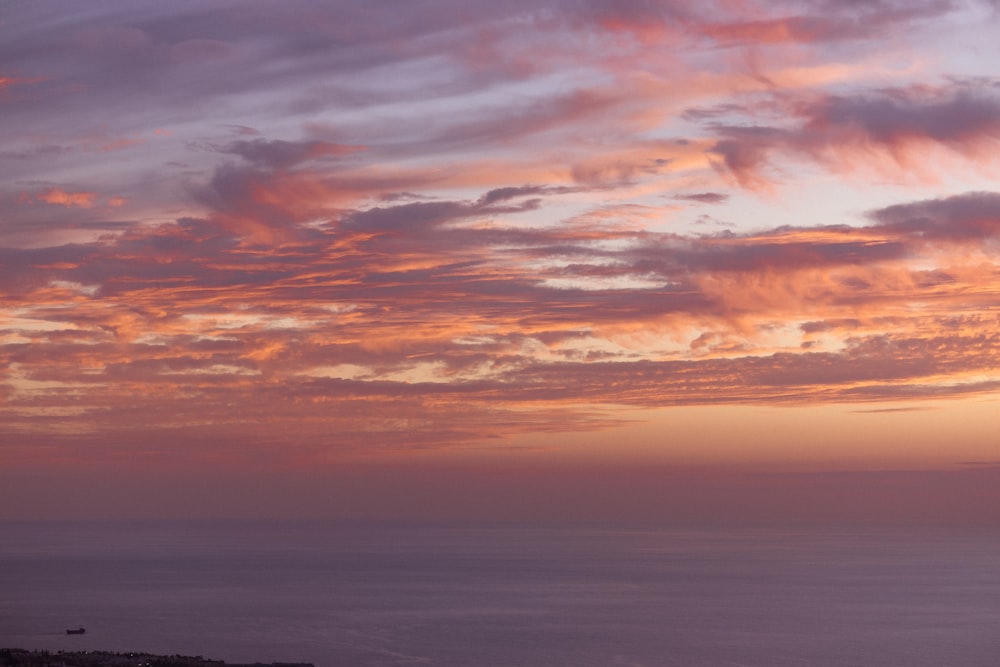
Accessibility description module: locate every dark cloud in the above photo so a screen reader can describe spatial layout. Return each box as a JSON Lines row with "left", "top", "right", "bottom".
{"left": 478, "top": 185, "right": 558, "bottom": 206}
{"left": 704, "top": 85, "right": 1000, "bottom": 187}
{"left": 620, "top": 230, "right": 906, "bottom": 277}
{"left": 707, "top": 130, "right": 786, "bottom": 188}
{"left": 805, "top": 87, "right": 1000, "bottom": 147}
{"left": 672, "top": 192, "right": 729, "bottom": 204}
{"left": 800, "top": 319, "right": 862, "bottom": 334}
{"left": 343, "top": 201, "right": 475, "bottom": 233}
{"left": 867, "top": 191, "right": 1000, "bottom": 241}
{"left": 207, "top": 138, "right": 364, "bottom": 170}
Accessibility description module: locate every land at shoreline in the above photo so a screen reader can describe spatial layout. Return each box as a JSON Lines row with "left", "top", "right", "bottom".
{"left": 0, "top": 650, "right": 313, "bottom": 667}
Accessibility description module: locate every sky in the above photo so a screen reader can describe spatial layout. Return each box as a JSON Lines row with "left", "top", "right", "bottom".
{"left": 3, "top": 0, "right": 1000, "bottom": 522}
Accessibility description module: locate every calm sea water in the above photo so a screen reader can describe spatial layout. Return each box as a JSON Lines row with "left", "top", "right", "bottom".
{"left": 2, "top": 521, "right": 999, "bottom": 667}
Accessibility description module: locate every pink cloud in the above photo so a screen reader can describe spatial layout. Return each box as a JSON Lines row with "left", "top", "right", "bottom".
{"left": 698, "top": 0, "right": 954, "bottom": 45}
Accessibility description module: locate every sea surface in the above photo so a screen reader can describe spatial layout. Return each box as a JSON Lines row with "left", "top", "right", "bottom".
{"left": 2, "top": 520, "right": 999, "bottom": 667}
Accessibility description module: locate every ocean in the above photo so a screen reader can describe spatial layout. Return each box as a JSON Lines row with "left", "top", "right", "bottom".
{"left": 2, "top": 521, "right": 999, "bottom": 667}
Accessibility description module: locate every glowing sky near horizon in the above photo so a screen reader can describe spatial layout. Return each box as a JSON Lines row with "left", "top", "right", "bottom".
{"left": 3, "top": 0, "right": 1000, "bottom": 519}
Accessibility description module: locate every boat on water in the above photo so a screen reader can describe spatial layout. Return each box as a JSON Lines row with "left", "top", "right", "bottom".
{"left": 66, "top": 627, "right": 86, "bottom": 635}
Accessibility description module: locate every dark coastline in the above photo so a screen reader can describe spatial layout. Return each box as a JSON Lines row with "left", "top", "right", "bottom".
{"left": 0, "top": 650, "right": 313, "bottom": 667}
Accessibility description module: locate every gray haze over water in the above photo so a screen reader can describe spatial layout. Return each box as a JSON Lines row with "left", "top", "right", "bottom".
{"left": 2, "top": 521, "right": 999, "bottom": 666}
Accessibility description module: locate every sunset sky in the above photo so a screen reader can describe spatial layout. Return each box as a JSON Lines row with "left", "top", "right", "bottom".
{"left": 3, "top": 0, "right": 1000, "bottom": 522}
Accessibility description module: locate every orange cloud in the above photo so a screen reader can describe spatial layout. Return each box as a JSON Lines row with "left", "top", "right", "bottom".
{"left": 37, "top": 188, "right": 97, "bottom": 208}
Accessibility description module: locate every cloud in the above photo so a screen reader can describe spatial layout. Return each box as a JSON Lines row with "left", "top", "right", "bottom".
{"left": 478, "top": 185, "right": 568, "bottom": 206}
{"left": 37, "top": 188, "right": 97, "bottom": 208}
{"left": 206, "top": 138, "right": 364, "bottom": 170}
{"left": 4, "top": 184, "right": 1000, "bottom": 432}
{"left": 3, "top": 0, "right": 1000, "bottom": 469}
{"left": 867, "top": 191, "right": 1000, "bottom": 241}
{"left": 3, "top": 181, "right": 1000, "bottom": 466}
{"left": 801, "top": 87, "right": 1000, "bottom": 166}
{"left": 672, "top": 192, "right": 729, "bottom": 204}
{"left": 698, "top": 0, "right": 955, "bottom": 45}
{"left": 703, "top": 85, "right": 1000, "bottom": 188}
